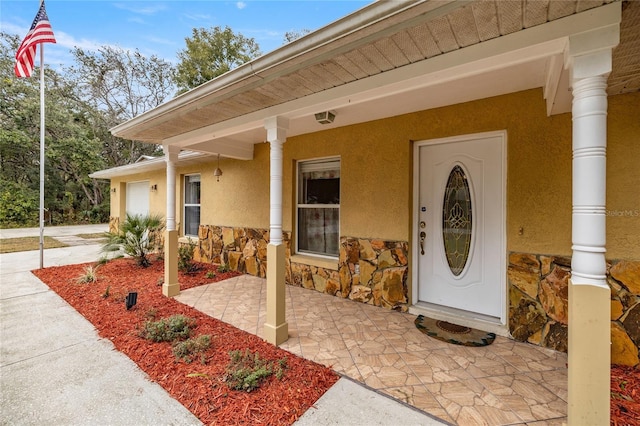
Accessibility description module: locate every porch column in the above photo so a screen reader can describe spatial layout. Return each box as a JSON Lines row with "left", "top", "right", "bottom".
{"left": 163, "top": 144, "right": 180, "bottom": 297}
{"left": 566, "top": 24, "right": 619, "bottom": 426}
{"left": 264, "top": 116, "right": 289, "bottom": 345}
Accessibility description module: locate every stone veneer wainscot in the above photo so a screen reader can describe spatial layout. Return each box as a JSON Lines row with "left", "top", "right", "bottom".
{"left": 191, "top": 225, "right": 409, "bottom": 312}
{"left": 509, "top": 252, "right": 640, "bottom": 367}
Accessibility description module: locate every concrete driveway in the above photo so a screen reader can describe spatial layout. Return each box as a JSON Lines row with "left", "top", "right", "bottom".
{"left": 0, "top": 226, "right": 202, "bottom": 426}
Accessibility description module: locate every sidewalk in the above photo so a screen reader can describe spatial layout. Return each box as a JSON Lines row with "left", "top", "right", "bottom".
{"left": 0, "top": 223, "right": 108, "bottom": 240}
{"left": 0, "top": 225, "right": 446, "bottom": 425}
{"left": 0, "top": 242, "right": 202, "bottom": 425}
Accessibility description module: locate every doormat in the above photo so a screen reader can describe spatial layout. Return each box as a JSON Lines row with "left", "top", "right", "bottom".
{"left": 414, "top": 314, "right": 496, "bottom": 347}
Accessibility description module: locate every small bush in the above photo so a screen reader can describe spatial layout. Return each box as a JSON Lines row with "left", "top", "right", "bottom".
{"left": 178, "top": 239, "right": 198, "bottom": 273}
{"left": 224, "top": 350, "right": 287, "bottom": 392}
{"left": 140, "top": 314, "right": 195, "bottom": 342}
{"left": 173, "top": 335, "right": 211, "bottom": 363}
{"left": 205, "top": 270, "right": 216, "bottom": 279}
{"left": 76, "top": 265, "right": 99, "bottom": 284}
{"left": 217, "top": 263, "right": 230, "bottom": 273}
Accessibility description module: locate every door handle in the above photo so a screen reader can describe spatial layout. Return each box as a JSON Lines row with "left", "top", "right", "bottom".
{"left": 419, "top": 231, "right": 426, "bottom": 255}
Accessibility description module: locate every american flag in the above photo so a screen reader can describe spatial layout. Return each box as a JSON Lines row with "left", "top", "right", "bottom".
{"left": 14, "top": 1, "right": 57, "bottom": 78}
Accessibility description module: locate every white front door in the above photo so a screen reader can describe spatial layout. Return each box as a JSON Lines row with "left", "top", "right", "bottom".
{"left": 415, "top": 132, "right": 505, "bottom": 320}
{"left": 126, "top": 181, "right": 150, "bottom": 217}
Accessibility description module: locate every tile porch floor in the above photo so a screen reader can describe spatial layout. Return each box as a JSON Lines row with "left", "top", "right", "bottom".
{"left": 175, "top": 275, "right": 568, "bottom": 425}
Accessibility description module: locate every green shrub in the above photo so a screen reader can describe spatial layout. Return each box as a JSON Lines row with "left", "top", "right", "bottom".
{"left": 205, "top": 270, "right": 216, "bottom": 279}
{"left": 178, "top": 239, "right": 198, "bottom": 273}
{"left": 173, "top": 335, "right": 211, "bottom": 363}
{"left": 217, "top": 263, "right": 230, "bottom": 273}
{"left": 101, "top": 214, "right": 164, "bottom": 267}
{"left": 76, "top": 265, "right": 99, "bottom": 284}
{"left": 140, "top": 314, "right": 194, "bottom": 342}
{"left": 224, "top": 350, "right": 287, "bottom": 392}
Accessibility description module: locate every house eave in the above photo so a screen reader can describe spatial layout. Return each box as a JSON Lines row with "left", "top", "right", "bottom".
{"left": 89, "top": 151, "right": 213, "bottom": 179}
{"left": 109, "top": 0, "right": 460, "bottom": 142}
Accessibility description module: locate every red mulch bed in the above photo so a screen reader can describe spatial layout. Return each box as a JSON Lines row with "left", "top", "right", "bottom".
{"left": 33, "top": 258, "right": 339, "bottom": 425}
{"left": 612, "top": 364, "right": 640, "bottom": 426}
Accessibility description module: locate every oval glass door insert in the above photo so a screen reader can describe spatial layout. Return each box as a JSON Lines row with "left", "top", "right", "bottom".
{"left": 442, "top": 165, "right": 472, "bottom": 276}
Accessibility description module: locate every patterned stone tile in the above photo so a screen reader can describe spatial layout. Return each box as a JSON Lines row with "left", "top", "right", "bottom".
{"left": 175, "top": 276, "right": 570, "bottom": 426}
{"left": 383, "top": 385, "right": 455, "bottom": 425}
{"left": 476, "top": 374, "right": 567, "bottom": 423}
{"left": 525, "top": 369, "right": 568, "bottom": 402}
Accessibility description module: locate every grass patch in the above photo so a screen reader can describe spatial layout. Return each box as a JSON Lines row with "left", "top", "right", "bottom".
{"left": 0, "top": 236, "right": 68, "bottom": 254}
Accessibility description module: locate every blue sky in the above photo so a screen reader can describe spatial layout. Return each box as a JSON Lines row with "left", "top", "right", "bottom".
{"left": 2, "top": 0, "right": 370, "bottom": 70}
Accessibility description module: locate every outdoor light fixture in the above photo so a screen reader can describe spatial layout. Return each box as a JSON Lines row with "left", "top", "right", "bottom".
{"left": 214, "top": 154, "right": 223, "bottom": 182}
{"left": 125, "top": 292, "right": 137, "bottom": 310}
{"left": 111, "top": 187, "right": 116, "bottom": 193}
{"left": 314, "top": 110, "right": 336, "bottom": 124}
{"left": 150, "top": 184, "right": 157, "bottom": 192}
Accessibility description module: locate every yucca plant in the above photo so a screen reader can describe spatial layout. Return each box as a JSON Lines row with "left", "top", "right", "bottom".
{"left": 101, "top": 213, "right": 164, "bottom": 267}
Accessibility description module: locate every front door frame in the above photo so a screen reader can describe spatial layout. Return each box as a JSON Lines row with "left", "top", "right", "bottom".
{"left": 410, "top": 130, "right": 508, "bottom": 335}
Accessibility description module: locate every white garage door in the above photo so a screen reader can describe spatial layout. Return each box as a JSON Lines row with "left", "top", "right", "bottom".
{"left": 126, "top": 181, "right": 150, "bottom": 217}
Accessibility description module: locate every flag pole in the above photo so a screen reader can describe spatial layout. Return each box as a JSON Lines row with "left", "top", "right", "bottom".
{"left": 39, "top": 41, "right": 45, "bottom": 269}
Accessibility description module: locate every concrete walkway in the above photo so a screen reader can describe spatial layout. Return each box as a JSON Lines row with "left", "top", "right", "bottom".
{"left": 0, "top": 225, "right": 446, "bottom": 426}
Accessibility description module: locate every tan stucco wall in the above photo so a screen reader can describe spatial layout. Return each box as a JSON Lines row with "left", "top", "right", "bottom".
{"left": 108, "top": 89, "right": 639, "bottom": 259}
{"left": 110, "top": 169, "right": 166, "bottom": 224}
{"left": 606, "top": 91, "right": 640, "bottom": 260}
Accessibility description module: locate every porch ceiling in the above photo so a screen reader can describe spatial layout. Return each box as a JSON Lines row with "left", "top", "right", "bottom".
{"left": 110, "top": 0, "right": 637, "bottom": 159}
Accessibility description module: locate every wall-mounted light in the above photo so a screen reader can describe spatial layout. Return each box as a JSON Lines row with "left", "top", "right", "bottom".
{"left": 314, "top": 110, "right": 336, "bottom": 124}
{"left": 150, "top": 184, "right": 158, "bottom": 192}
{"left": 214, "top": 154, "right": 223, "bottom": 182}
{"left": 111, "top": 187, "right": 116, "bottom": 193}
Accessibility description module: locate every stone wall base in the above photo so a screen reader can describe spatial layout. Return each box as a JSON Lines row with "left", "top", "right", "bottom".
{"left": 508, "top": 252, "right": 640, "bottom": 367}
{"left": 191, "top": 225, "right": 409, "bottom": 312}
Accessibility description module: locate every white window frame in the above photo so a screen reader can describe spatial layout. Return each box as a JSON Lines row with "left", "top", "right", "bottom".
{"left": 296, "top": 157, "right": 340, "bottom": 259}
{"left": 183, "top": 174, "right": 201, "bottom": 237}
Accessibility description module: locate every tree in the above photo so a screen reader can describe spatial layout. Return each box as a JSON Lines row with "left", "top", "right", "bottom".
{"left": 174, "top": 26, "right": 261, "bottom": 93}
{"left": 283, "top": 29, "right": 311, "bottom": 44}
{"left": 1, "top": 32, "right": 108, "bottom": 226}
{"left": 66, "top": 46, "right": 175, "bottom": 166}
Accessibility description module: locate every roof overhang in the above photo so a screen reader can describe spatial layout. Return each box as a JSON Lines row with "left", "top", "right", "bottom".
{"left": 89, "top": 151, "right": 213, "bottom": 179}
{"left": 108, "top": 0, "right": 628, "bottom": 163}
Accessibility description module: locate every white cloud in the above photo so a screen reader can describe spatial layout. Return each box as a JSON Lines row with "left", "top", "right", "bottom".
{"left": 236, "top": 2, "right": 247, "bottom": 10}
{"left": 183, "top": 13, "right": 211, "bottom": 21}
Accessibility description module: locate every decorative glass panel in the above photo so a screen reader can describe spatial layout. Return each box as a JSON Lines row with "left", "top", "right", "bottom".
{"left": 442, "top": 165, "right": 472, "bottom": 276}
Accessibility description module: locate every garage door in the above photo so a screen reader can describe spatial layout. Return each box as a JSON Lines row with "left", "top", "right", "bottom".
{"left": 126, "top": 181, "right": 150, "bottom": 217}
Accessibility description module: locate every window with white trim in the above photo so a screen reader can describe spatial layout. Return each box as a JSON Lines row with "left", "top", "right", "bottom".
{"left": 184, "top": 174, "right": 200, "bottom": 236}
{"left": 297, "top": 158, "right": 340, "bottom": 257}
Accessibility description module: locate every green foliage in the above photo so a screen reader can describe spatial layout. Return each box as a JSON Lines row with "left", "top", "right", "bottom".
{"left": 0, "top": 180, "right": 38, "bottom": 227}
{"left": 101, "top": 214, "right": 164, "bottom": 267}
{"left": 140, "top": 314, "right": 195, "bottom": 343}
{"left": 172, "top": 335, "right": 211, "bottom": 364}
{"left": 205, "top": 270, "right": 216, "bottom": 279}
{"left": 283, "top": 29, "right": 311, "bottom": 43}
{"left": 178, "top": 239, "right": 198, "bottom": 273}
{"left": 174, "top": 26, "right": 261, "bottom": 93}
{"left": 66, "top": 45, "right": 173, "bottom": 166}
{"left": 217, "top": 263, "right": 230, "bottom": 273}
{"left": 224, "top": 350, "right": 287, "bottom": 392}
{"left": 102, "top": 285, "right": 110, "bottom": 298}
{"left": 76, "top": 265, "right": 100, "bottom": 284}
{"left": 1, "top": 32, "right": 110, "bottom": 226}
